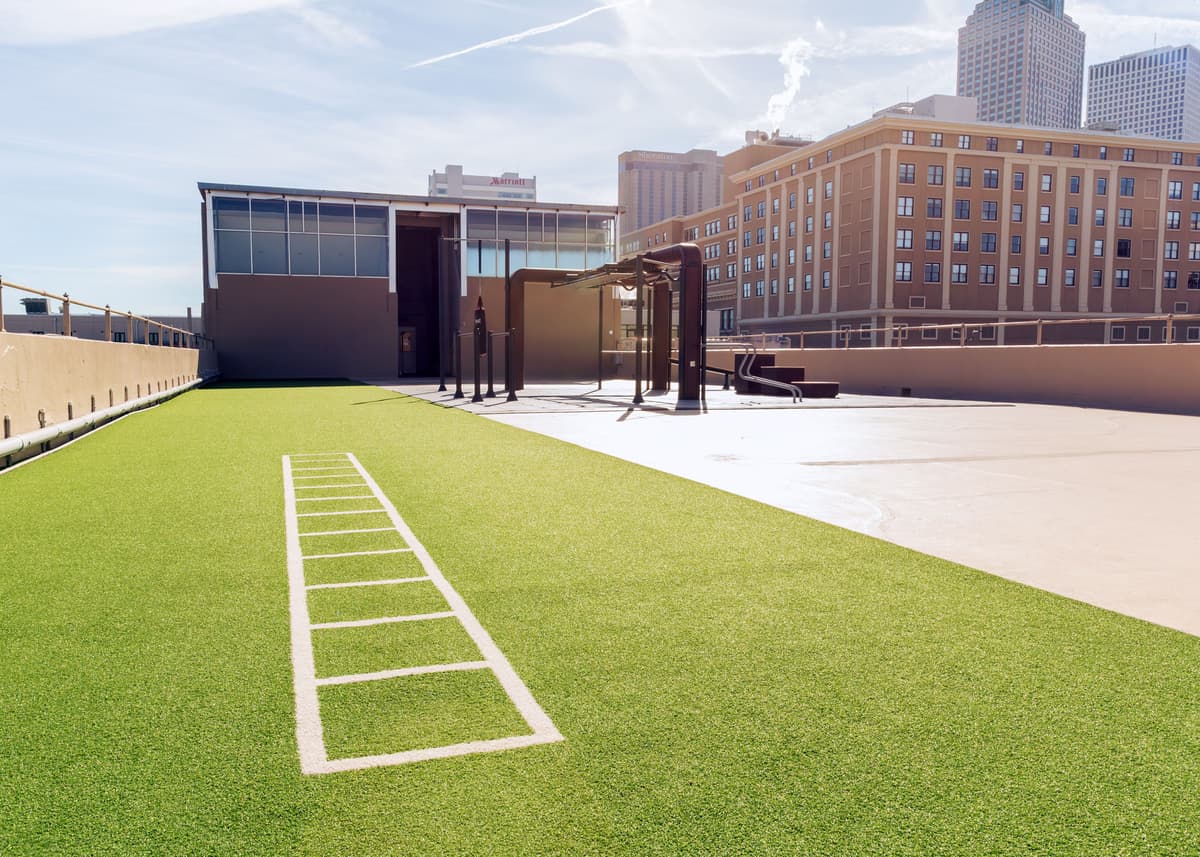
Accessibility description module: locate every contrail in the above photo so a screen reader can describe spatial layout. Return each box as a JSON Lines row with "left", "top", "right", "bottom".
{"left": 408, "top": 1, "right": 634, "bottom": 69}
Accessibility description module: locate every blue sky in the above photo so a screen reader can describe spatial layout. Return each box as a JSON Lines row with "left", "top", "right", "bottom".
{"left": 1, "top": 0, "right": 1197, "bottom": 314}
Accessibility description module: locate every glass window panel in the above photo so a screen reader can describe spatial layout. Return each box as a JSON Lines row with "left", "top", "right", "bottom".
{"left": 497, "top": 210, "right": 527, "bottom": 241}
{"left": 466, "top": 209, "right": 497, "bottom": 239}
{"left": 318, "top": 203, "right": 355, "bottom": 235}
{"left": 251, "top": 231, "right": 288, "bottom": 274}
{"left": 558, "top": 244, "right": 586, "bottom": 270}
{"left": 214, "top": 229, "right": 251, "bottom": 273}
{"left": 289, "top": 233, "right": 318, "bottom": 274}
{"left": 354, "top": 205, "right": 388, "bottom": 236}
{"left": 466, "top": 240, "right": 499, "bottom": 276}
{"left": 586, "top": 214, "right": 613, "bottom": 251}
{"left": 212, "top": 197, "right": 250, "bottom": 231}
{"left": 318, "top": 234, "right": 355, "bottom": 275}
{"left": 527, "top": 242, "right": 556, "bottom": 268}
{"left": 250, "top": 198, "right": 286, "bottom": 232}
{"left": 527, "top": 213, "right": 543, "bottom": 242}
{"left": 355, "top": 236, "right": 388, "bottom": 276}
{"left": 541, "top": 212, "right": 557, "bottom": 242}
{"left": 585, "top": 246, "right": 610, "bottom": 268}
{"left": 557, "top": 213, "right": 587, "bottom": 245}
{"left": 288, "top": 201, "right": 318, "bottom": 233}
{"left": 505, "top": 243, "right": 527, "bottom": 272}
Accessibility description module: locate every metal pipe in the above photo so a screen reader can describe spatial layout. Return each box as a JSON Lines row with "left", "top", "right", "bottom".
{"left": 633, "top": 257, "right": 644, "bottom": 405}
{"left": 453, "top": 333, "right": 465, "bottom": 399}
{"left": 486, "top": 332, "right": 496, "bottom": 398}
{"left": 597, "top": 286, "right": 603, "bottom": 390}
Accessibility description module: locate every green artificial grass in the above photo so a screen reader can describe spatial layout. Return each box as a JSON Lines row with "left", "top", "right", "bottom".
{"left": 1, "top": 381, "right": 1199, "bottom": 855}
{"left": 306, "top": 581, "right": 448, "bottom": 626}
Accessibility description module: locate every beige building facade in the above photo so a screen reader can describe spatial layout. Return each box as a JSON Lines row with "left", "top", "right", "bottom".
{"left": 622, "top": 104, "right": 1200, "bottom": 345}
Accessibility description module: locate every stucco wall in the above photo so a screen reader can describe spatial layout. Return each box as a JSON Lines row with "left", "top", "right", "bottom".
{"left": 709, "top": 344, "right": 1200, "bottom": 415}
{"left": 0, "top": 332, "right": 214, "bottom": 436}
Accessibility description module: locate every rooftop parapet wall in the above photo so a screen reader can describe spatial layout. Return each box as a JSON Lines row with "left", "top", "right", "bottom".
{"left": 709, "top": 344, "right": 1200, "bottom": 415}
{"left": 0, "top": 332, "right": 218, "bottom": 437}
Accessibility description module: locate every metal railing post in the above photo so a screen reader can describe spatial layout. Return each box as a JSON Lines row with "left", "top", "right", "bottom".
{"left": 471, "top": 335, "right": 483, "bottom": 403}
{"left": 0, "top": 277, "right": 5, "bottom": 333}
{"left": 1166, "top": 314, "right": 1174, "bottom": 344}
{"left": 104, "top": 306, "right": 112, "bottom": 341}
{"left": 126, "top": 312, "right": 134, "bottom": 344}
{"left": 505, "top": 330, "right": 518, "bottom": 402}
{"left": 453, "top": 334, "right": 464, "bottom": 399}
{"left": 62, "top": 293, "right": 71, "bottom": 337}
{"left": 1036, "top": 318, "right": 1044, "bottom": 346}
{"left": 959, "top": 323, "right": 967, "bottom": 346}
{"left": 485, "top": 332, "right": 496, "bottom": 398}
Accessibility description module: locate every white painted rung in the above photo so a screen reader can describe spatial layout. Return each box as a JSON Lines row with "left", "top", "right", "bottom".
{"left": 294, "top": 483, "right": 366, "bottom": 489}
{"left": 299, "top": 527, "right": 397, "bottom": 538}
{"left": 294, "top": 473, "right": 359, "bottom": 480}
{"left": 292, "top": 466, "right": 361, "bottom": 471}
{"left": 297, "top": 509, "right": 383, "bottom": 518}
{"left": 306, "top": 576, "right": 431, "bottom": 590}
{"left": 314, "top": 660, "right": 489, "bottom": 687}
{"left": 290, "top": 454, "right": 349, "bottom": 460}
{"left": 311, "top": 610, "right": 455, "bottom": 631}
{"left": 296, "top": 495, "right": 376, "bottom": 502}
{"left": 313, "top": 732, "right": 563, "bottom": 774}
{"left": 303, "top": 547, "right": 412, "bottom": 560}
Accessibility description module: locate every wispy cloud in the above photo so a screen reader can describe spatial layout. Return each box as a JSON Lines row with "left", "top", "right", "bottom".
{"left": 292, "top": 6, "right": 377, "bottom": 51}
{"left": 407, "top": 1, "right": 639, "bottom": 69}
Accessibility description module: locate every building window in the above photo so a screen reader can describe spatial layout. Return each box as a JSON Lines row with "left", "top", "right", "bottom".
{"left": 953, "top": 199, "right": 970, "bottom": 219}
{"left": 805, "top": 216, "right": 814, "bottom": 233}
{"left": 755, "top": 280, "right": 765, "bottom": 296}
{"left": 1040, "top": 174, "right": 1052, "bottom": 193}
{"left": 930, "top": 132, "right": 943, "bottom": 147}
{"left": 1167, "top": 181, "right": 1183, "bottom": 200}
{"left": 822, "top": 241, "right": 831, "bottom": 259}
{"left": 1193, "top": 182, "right": 1200, "bottom": 202}
{"left": 897, "top": 197, "right": 914, "bottom": 217}
{"left": 1064, "top": 268, "right": 1076, "bottom": 287}
{"left": 895, "top": 261, "right": 912, "bottom": 282}
{"left": 743, "top": 257, "right": 751, "bottom": 273}
{"left": 756, "top": 227, "right": 765, "bottom": 244}
{"left": 744, "top": 206, "right": 752, "bottom": 222}
{"left": 1069, "top": 175, "right": 1080, "bottom": 194}
{"left": 1099, "top": 146, "right": 1107, "bottom": 160}
{"left": 1122, "top": 148, "right": 1134, "bottom": 162}
{"left": 1011, "top": 203, "right": 1023, "bottom": 222}
{"left": 898, "top": 163, "right": 916, "bottom": 183}
{"left": 1167, "top": 211, "right": 1181, "bottom": 230}
{"left": 1039, "top": 205, "right": 1051, "bottom": 224}
{"left": 1116, "top": 238, "right": 1131, "bottom": 258}
{"left": 1091, "top": 269, "right": 1104, "bottom": 288}
{"left": 901, "top": 130, "right": 914, "bottom": 145}
{"left": 772, "top": 225, "right": 780, "bottom": 240}
{"left": 924, "top": 262, "right": 941, "bottom": 283}
{"left": 787, "top": 222, "right": 795, "bottom": 237}
{"left": 728, "top": 215, "right": 736, "bottom": 230}
{"left": 1190, "top": 243, "right": 1200, "bottom": 261}
{"left": 743, "top": 231, "right": 751, "bottom": 248}
{"left": 1072, "top": 144, "right": 1081, "bottom": 158}
{"left": 772, "top": 198, "right": 780, "bottom": 214}
{"left": 927, "top": 198, "right": 943, "bottom": 218}
{"left": 1037, "top": 267, "right": 1049, "bottom": 286}
{"left": 1068, "top": 207, "right": 1079, "bottom": 225}
{"left": 771, "top": 252, "right": 779, "bottom": 268}
{"left": 756, "top": 254, "right": 765, "bottom": 270}
{"left": 1011, "top": 235, "right": 1022, "bottom": 254}
{"left": 1039, "top": 236, "right": 1050, "bottom": 255}
{"left": 927, "top": 165, "right": 944, "bottom": 186}
{"left": 1118, "top": 177, "right": 1135, "bottom": 197}
{"left": 786, "top": 276, "right": 795, "bottom": 293}
{"left": 1066, "top": 238, "right": 1077, "bottom": 256}
{"left": 1137, "top": 325, "right": 1151, "bottom": 342}
{"left": 958, "top": 134, "right": 971, "bottom": 149}
{"left": 1013, "top": 171, "right": 1024, "bottom": 191}
{"left": 986, "top": 137, "right": 998, "bottom": 152}
{"left": 1008, "top": 267, "right": 1020, "bottom": 285}
{"left": 926, "top": 230, "right": 942, "bottom": 251}
{"left": 1171, "top": 152, "right": 1183, "bottom": 166}
{"left": 804, "top": 273, "right": 812, "bottom": 291}
{"left": 980, "top": 264, "right": 996, "bottom": 284}
{"left": 805, "top": 245, "right": 812, "bottom": 262}
{"left": 1043, "top": 142, "right": 1053, "bottom": 156}
{"left": 896, "top": 228, "right": 913, "bottom": 249}
{"left": 954, "top": 167, "right": 972, "bottom": 188}
{"left": 983, "top": 169, "right": 999, "bottom": 189}
{"left": 1094, "top": 239, "right": 1105, "bottom": 256}
{"left": 822, "top": 271, "right": 831, "bottom": 288}
{"left": 859, "top": 323, "right": 872, "bottom": 341}
{"left": 788, "top": 192, "right": 796, "bottom": 209}
{"left": 1190, "top": 272, "right": 1200, "bottom": 289}
{"left": 1110, "top": 326, "right": 1125, "bottom": 341}
{"left": 1095, "top": 209, "right": 1106, "bottom": 227}
{"left": 757, "top": 201, "right": 765, "bottom": 218}
{"left": 1164, "top": 271, "right": 1178, "bottom": 290}
{"left": 806, "top": 187, "right": 814, "bottom": 204}
{"left": 1165, "top": 241, "right": 1180, "bottom": 260}
{"left": 823, "top": 211, "right": 832, "bottom": 229}
{"left": 982, "top": 201, "right": 998, "bottom": 221}
{"left": 1096, "top": 177, "right": 1107, "bottom": 195}
{"left": 951, "top": 263, "right": 968, "bottom": 284}
{"left": 981, "top": 232, "right": 997, "bottom": 253}
{"left": 1117, "top": 208, "right": 1133, "bottom": 228}
{"left": 952, "top": 232, "right": 969, "bottom": 252}
{"left": 788, "top": 247, "right": 796, "bottom": 264}
{"left": 1015, "top": 139, "right": 1024, "bottom": 154}
{"left": 770, "top": 278, "right": 778, "bottom": 295}
{"left": 824, "top": 181, "right": 833, "bottom": 199}
{"left": 922, "top": 326, "right": 939, "bottom": 340}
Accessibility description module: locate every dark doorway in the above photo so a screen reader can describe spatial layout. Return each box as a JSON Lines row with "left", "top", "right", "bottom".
{"left": 395, "top": 226, "right": 441, "bottom": 375}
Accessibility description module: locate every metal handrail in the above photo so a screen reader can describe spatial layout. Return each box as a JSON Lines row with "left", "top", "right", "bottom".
{"left": 723, "top": 311, "right": 1200, "bottom": 350}
{"left": 0, "top": 276, "right": 211, "bottom": 348}
{"left": 735, "top": 343, "right": 801, "bottom": 403}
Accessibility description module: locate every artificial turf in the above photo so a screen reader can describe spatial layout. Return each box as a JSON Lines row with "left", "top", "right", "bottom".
{"left": 1, "top": 381, "right": 1198, "bottom": 855}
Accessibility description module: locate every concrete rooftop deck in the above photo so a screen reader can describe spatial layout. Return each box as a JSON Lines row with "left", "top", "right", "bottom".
{"left": 371, "top": 378, "right": 1200, "bottom": 638}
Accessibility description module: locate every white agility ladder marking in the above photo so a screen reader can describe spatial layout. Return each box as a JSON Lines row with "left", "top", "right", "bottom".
{"left": 282, "top": 452, "right": 563, "bottom": 775}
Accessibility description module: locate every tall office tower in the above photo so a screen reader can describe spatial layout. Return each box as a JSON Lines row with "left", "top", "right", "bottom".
{"left": 1086, "top": 46, "right": 1200, "bottom": 141}
{"left": 957, "top": 0, "right": 1086, "bottom": 128}
{"left": 617, "top": 149, "right": 722, "bottom": 237}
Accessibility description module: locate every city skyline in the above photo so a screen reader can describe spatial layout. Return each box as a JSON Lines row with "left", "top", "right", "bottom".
{"left": 2, "top": 0, "right": 1199, "bottom": 313}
